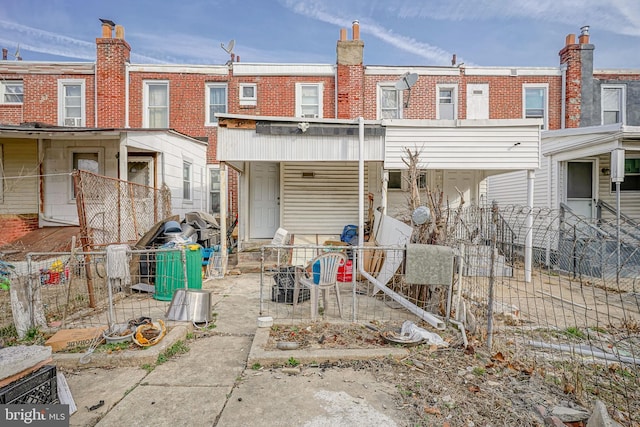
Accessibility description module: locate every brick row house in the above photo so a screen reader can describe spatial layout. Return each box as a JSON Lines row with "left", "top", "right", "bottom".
{"left": 1, "top": 20, "right": 638, "bottom": 251}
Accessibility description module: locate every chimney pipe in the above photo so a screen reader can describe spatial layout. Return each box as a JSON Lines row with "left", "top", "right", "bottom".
{"left": 352, "top": 20, "right": 360, "bottom": 40}
{"left": 565, "top": 33, "right": 576, "bottom": 46}
{"left": 579, "top": 25, "right": 590, "bottom": 44}
{"left": 2, "top": 48, "right": 7, "bottom": 60}
{"left": 451, "top": 54, "right": 457, "bottom": 66}
{"left": 115, "top": 25, "right": 125, "bottom": 39}
{"left": 339, "top": 28, "right": 347, "bottom": 41}
{"left": 101, "top": 23, "right": 113, "bottom": 38}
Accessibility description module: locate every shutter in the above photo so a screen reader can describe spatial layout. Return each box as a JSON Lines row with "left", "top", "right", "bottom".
{"left": 282, "top": 162, "right": 369, "bottom": 234}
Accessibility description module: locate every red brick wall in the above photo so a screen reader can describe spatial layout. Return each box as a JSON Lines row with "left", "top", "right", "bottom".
{"left": 96, "top": 37, "right": 130, "bottom": 128}
{"left": 560, "top": 44, "right": 582, "bottom": 128}
{"left": 337, "top": 64, "right": 363, "bottom": 118}
{"left": 0, "top": 214, "right": 39, "bottom": 245}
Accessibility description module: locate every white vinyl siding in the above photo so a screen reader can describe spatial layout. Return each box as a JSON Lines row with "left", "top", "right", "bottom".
{"left": 143, "top": 81, "right": 169, "bottom": 128}
{"left": 601, "top": 85, "right": 625, "bottom": 125}
{"left": 58, "top": 79, "right": 85, "bottom": 127}
{"left": 436, "top": 84, "right": 457, "bottom": 120}
{"left": 206, "top": 83, "right": 228, "bottom": 125}
{"left": 378, "top": 84, "right": 402, "bottom": 119}
{"left": 295, "top": 83, "right": 323, "bottom": 118}
{"left": 523, "top": 84, "right": 548, "bottom": 130}
{"left": 282, "top": 162, "right": 369, "bottom": 234}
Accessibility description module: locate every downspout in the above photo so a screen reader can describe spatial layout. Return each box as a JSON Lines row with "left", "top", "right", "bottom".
{"left": 560, "top": 63, "right": 567, "bottom": 129}
{"left": 525, "top": 170, "right": 534, "bottom": 283}
{"left": 356, "top": 117, "right": 445, "bottom": 330}
{"left": 94, "top": 60, "right": 98, "bottom": 126}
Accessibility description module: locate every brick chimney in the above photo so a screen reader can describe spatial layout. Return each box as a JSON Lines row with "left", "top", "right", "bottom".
{"left": 2, "top": 48, "right": 7, "bottom": 60}
{"left": 559, "top": 25, "right": 594, "bottom": 128}
{"left": 96, "top": 20, "right": 130, "bottom": 128}
{"left": 336, "top": 20, "right": 365, "bottom": 119}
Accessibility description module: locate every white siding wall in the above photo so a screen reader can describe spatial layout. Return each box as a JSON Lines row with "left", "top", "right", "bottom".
{"left": 384, "top": 121, "right": 540, "bottom": 170}
{"left": 0, "top": 139, "right": 38, "bottom": 214}
{"left": 282, "top": 162, "right": 370, "bottom": 234}
{"left": 126, "top": 132, "right": 208, "bottom": 217}
{"left": 42, "top": 139, "right": 118, "bottom": 223}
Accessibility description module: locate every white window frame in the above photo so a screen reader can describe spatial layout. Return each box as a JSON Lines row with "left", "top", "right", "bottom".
{"left": 205, "top": 83, "right": 228, "bottom": 125}
{"left": 69, "top": 148, "right": 103, "bottom": 200}
{"left": 377, "top": 83, "right": 402, "bottom": 119}
{"left": 601, "top": 84, "right": 626, "bottom": 125}
{"left": 295, "top": 83, "right": 323, "bottom": 118}
{"left": 1, "top": 80, "right": 23, "bottom": 104}
{"left": 522, "top": 83, "right": 548, "bottom": 129}
{"left": 183, "top": 160, "right": 193, "bottom": 201}
{"left": 436, "top": 84, "right": 458, "bottom": 120}
{"left": 143, "top": 80, "right": 169, "bottom": 128}
{"left": 239, "top": 83, "right": 257, "bottom": 106}
{"left": 58, "top": 79, "right": 86, "bottom": 127}
{"left": 208, "top": 166, "right": 221, "bottom": 215}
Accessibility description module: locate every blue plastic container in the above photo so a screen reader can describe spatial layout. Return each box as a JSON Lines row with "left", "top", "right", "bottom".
{"left": 312, "top": 261, "right": 320, "bottom": 284}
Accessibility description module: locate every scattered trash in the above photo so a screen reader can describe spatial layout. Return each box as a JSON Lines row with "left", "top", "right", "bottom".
{"left": 381, "top": 321, "right": 448, "bottom": 347}
{"left": 133, "top": 320, "right": 166, "bottom": 347}
{"left": 87, "top": 400, "right": 104, "bottom": 411}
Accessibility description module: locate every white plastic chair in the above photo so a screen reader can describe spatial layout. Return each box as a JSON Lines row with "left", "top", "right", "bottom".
{"left": 293, "top": 252, "right": 347, "bottom": 320}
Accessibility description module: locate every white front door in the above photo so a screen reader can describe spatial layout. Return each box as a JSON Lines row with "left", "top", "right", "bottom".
{"left": 566, "top": 160, "right": 596, "bottom": 219}
{"left": 250, "top": 162, "right": 279, "bottom": 238}
{"left": 443, "top": 170, "right": 476, "bottom": 208}
{"left": 466, "top": 84, "right": 489, "bottom": 120}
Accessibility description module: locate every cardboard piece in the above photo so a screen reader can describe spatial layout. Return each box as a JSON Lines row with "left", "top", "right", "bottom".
{"left": 362, "top": 241, "right": 385, "bottom": 277}
{"left": 45, "top": 327, "right": 107, "bottom": 352}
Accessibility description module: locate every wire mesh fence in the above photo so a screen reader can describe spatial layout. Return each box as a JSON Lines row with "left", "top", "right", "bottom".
{"left": 0, "top": 246, "right": 219, "bottom": 347}
{"left": 73, "top": 170, "right": 172, "bottom": 249}
{"left": 259, "top": 203, "right": 640, "bottom": 425}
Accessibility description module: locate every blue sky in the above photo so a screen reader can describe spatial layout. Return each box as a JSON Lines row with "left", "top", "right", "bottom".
{"left": 1, "top": 0, "right": 639, "bottom": 69}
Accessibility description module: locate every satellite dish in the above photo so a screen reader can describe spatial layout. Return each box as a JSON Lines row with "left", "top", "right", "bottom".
{"left": 394, "top": 72, "right": 418, "bottom": 90}
{"left": 412, "top": 206, "right": 431, "bottom": 225}
{"left": 221, "top": 39, "right": 235, "bottom": 54}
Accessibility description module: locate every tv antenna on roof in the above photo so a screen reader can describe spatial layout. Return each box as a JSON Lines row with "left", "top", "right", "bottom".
{"left": 394, "top": 72, "right": 418, "bottom": 108}
{"left": 221, "top": 39, "right": 235, "bottom": 54}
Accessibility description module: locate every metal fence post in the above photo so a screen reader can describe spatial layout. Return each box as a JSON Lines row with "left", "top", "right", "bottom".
{"left": 487, "top": 202, "right": 498, "bottom": 351}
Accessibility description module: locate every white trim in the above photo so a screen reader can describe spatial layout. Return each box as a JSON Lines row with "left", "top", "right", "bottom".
{"left": 239, "top": 83, "right": 257, "bottom": 106}
{"left": 58, "top": 79, "right": 86, "bottom": 127}
{"left": 377, "top": 82, "right": 402, "bottom": 120}
{"left": 205, "top": 82, "right": 228, "bottom": 126}
{"left": 295, "top": 82, "right": 323, "bottom": 118}
{"left": 143, "top": 80, "right": 169, "bottom": 128}
{"left": 464, "top": 67, "right": 562, "bottom": 76}
{"left": 69, "top": 148, "right": 103, "bottom": 201}
{"left": 183, "top": 159, "right": 193, "bottom": 201}
{"left": 365, "top": 66, "right": 459, "bottom": 76}
{"left": 232, "top": 63, "right": 334, "bottom": 76}
{"left": 129, "top": 64, "right": 228, "bottom": 75}
{"left": 0, "top": 80, "right": 23, "bottom": 104}
{"left": 436, "top": 83, "right": 458, "bottom": 120}
{"left": 523, "top": 83, "right": 548, "bottom": 130}
{"left": 601, "top": 84, "right": 626, "bottom": 125}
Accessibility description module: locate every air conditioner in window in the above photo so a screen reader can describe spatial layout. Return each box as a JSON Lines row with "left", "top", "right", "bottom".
{"left": 301, "top": 114, "right": 319, "bottom": 119}
{"left": 64, "top": 117, "right": 82, "bottom": 127}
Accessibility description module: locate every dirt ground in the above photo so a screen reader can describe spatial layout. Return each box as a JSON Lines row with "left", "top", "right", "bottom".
{"left": 268, "top": 321, "right": 639, "bottom": 427}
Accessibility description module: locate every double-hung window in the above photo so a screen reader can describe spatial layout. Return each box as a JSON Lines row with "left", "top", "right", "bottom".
{"left": 523, "top": 84, "right": 548, "bottom": 129}
{"left": 295, "top": 83, "right": 323, "bottom": 118}
{"left": 144, "top": 81, "right": 169, "bottom": 128}
{"left": 602, "top": 85, "right": 625, "bottom": 125}
{"left": 437, "top": 84, "right": 457, "bottom": 120}
{"left": 58, "top": 79, "right": 85, "bottom": 127}
{"left": 206, "top": 83, "right": 228, "bottom": 125}
{"left": 378, "top": 84, "right": 402, "bottom": 119}
{"left": 183, "top": 161, "right": 192, "bottom": 201}
{"left": 209, "top": 167, "right": 221, "bottom": 215}
{"left": 1, "top": 81, "right": 23, "bottom": 104}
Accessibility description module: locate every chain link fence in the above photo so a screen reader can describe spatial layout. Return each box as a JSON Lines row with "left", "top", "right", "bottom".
{"left": 259, "top": 204, "right": 639, "bottom": 425}
{"left": 74, "top": 170, "right": 172, "bottom": 249}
